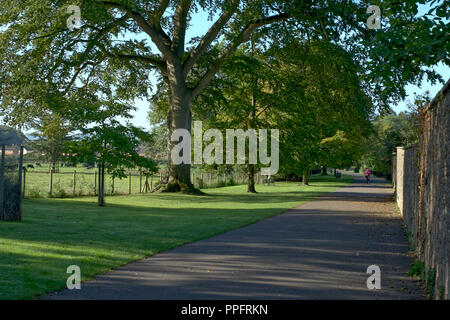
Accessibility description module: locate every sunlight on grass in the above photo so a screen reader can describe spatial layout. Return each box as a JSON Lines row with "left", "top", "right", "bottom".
{"left": 0, "top": 175, "right": 352, "bottom": 299}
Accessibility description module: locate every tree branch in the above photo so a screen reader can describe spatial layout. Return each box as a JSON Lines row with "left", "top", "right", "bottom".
{"left": 100, "top": 1, "right": 175, "bottom": 63}
{"left": 107, "top": 53, "right": 166, "bottom": 72}
{"left": 151, "top": 0, "right": 171, "bottom": 26}
{"left": 64, "top": 61, "right": 97, "bottom": 93}
{"left": 339, "top": 12, "right": 372, "bottom": 38}
{"left": 191, "top": 13, "right": 289, "bottom": 98}
{"left": 80, "top": 14, "right": 130, "bottom": 62}
{"left": 96, "top": 42, "right": 167, "bottom": 72}
{"left": 256, "top": 105, "right": 270, "bottom": 118}
{"left": 172, "top": 0, "right": 191, "bottom": 59}
{"left": 182, "top": 0, "right": 239, "bottom": 78}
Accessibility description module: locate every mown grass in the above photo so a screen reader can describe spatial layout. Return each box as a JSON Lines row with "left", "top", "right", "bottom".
{"left": 0, "top": 174, "right": 352, "bottom": 300}
{"left": 22, "top": 164, "right": 246, "bottom": 197}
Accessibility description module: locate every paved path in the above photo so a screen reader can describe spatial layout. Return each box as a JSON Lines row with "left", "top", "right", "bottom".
{"left": 45, "top": 172, "right": 424, "bottom": 300}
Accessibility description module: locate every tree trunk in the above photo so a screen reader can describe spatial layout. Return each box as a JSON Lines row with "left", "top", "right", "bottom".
{"left": 161, "top": 71, "right": 202, "bottom": 194}
{"left": 321, "top": 166, "right": 327, "bottom": 175}
{"left": 302, "top": 169, "right": 309, "bottom": 186}
{"left": 51, "top": 160, "right": 58, "bottom": 173}
{"left": 247, "top": 164, "right": 257, "bottom": 193}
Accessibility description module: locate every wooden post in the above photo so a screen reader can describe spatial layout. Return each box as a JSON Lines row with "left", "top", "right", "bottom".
{"left": 94, "top": 171, "right": 97, "bottom": 195}
{"left": 98, "top": 164, "right": 105, "bottom": 206}
{"left": 111, "top": 176, "right": 115, "bottom": 195}
{"left": 22, "top": 168, "right": 26, "bottom": 198}
{"left": 16, "top": 146, "right": 23, "bottom": 220}
{"left": 144, "top": 176, "right": 149, "bottom": 193}
{"left": 139, "top": 171, "right": 142, "bottom": 193}
{"left": 0, "top": 145, "right": 5, "bottom": 219}
{"left": 150, "top": 174, "right": 153, "bottom": 190}
{"left": 49, "top": 169, "right": 53, "bottom": 196}
{"left": 73, "top": 170, "right": 76, "bottom": 195}
{"left": 128, "top": 172, "right": 132, "bottom": 194}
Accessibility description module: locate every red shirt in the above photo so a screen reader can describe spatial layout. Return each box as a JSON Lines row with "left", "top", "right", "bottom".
{"left": 365, "top": 169, "right": 371, "bottom": 176}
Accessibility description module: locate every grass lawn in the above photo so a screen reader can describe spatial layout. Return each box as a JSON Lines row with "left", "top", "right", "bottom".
{"left": 22, "top": 165, "right": 243, "bottom": 197}
{"left": 0, "top": 174, "right": 352, "bottom": 299}
{"left": 23, "top": 170, "right": 163, "bottom": 198}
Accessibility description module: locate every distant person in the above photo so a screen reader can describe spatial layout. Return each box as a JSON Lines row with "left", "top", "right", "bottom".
{"left": 364, "top": 168, "right": 371, "bottom": 184}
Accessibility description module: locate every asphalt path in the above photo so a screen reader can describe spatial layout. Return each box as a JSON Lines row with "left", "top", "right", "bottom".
{"left": 45, "top": 172, "right": 423, "bottom": 300}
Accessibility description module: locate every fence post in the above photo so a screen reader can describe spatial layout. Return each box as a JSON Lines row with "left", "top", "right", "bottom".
{"left": 22, "top": 168, "right": 26, "bottom": 198}
{"left": 150, "top": 174, "right": 153, "bottom": 190}
{"left": 49, "top": 169, "right": 53, "bottom": 196}
{"left": 139, "top": 171, "right": 142, "bottom": 193}
{"left": 94, "top": 171, "right": 97, "bottom": 195}
{"left": 129, "top": 172, "right": 132, "bottom": 194}
{"left": 112, "top": 176, "right": 115, "bottom": 195}
{"left": 17, "top": 147, "right": 23, "bottom": 204}
{"left": 0, "top": 145, "right": 5, "bottom": 218}
{"left": 144, "top": 176, "right": 149, "bottom": 193}
{"left": 73, "top": 170, "right": 76, "bottom": 195}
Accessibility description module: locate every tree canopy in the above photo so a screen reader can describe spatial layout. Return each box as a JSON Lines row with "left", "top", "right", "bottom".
{"left": 0, "top": 0, "right": 448, "bottom": 191}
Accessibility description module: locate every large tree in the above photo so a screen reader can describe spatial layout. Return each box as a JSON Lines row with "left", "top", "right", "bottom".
{"left": 31, "top": 113, "right": 71, "bottom": 172}
{"left": 65, "top": 98, "right": 157, "bottom": 206}
{"left": 359, "top": 109, "right": 420, "bottom": 175}
{"left": 272, "top": 40, "right": 373, "bottom": 183}
{"left": 1, "top": 0, "right": 448, "bottom": 192}
{"left": 192, "top": 41, "right": 276, "bottom": 193}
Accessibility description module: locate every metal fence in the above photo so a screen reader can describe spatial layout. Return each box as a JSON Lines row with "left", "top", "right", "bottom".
{"left": 21, "top": 169, "right": 267, "bottom": 198}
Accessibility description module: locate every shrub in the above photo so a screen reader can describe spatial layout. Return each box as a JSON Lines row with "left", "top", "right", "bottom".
{"left": 27, "top": 188, "right": 42, "bottom": 198}
{"left": 426, "top": 269, "right": 436, "bottom": 299}
{"left": 408, "top": 260, "right": 425, "bottom": 281}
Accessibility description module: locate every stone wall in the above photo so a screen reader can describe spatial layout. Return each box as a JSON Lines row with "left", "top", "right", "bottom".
{"left": 393, "top": 79, "right": 449, "bottom": 300}
{"left": 395, "top": 145, "right": 419, "bottom": 244}
{"left": 417, "top": 80, "right": 449, "bottom": 300}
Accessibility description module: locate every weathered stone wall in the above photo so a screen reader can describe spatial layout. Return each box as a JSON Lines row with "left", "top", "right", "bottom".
{"left": 393, "top": 79, "right": 449, "bottom": 300}
{"left": 417, "top": 80, "right": 449, "bottom": 300}
{"left": 395, "top": 145, "right": 419, "bottom": 244}
{"left": 392, "top": 154, "right": 397, "bottom": 190}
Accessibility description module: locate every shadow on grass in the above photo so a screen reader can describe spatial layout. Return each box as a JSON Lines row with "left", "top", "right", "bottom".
{"left": 1, "top": 176, "right": 356, "bottom": 299}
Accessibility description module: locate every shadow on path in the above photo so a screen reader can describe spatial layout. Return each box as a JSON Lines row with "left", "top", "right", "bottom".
{"left": 45, "top": 171, "right": 423, "bottom": 300}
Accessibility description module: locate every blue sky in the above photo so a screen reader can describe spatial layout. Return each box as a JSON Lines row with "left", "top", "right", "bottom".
{"left": 128, "top": 2, "right": 449, "bottom": 130}
{"left": 3, "top": 2, "right": 447, "bottom": 133}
